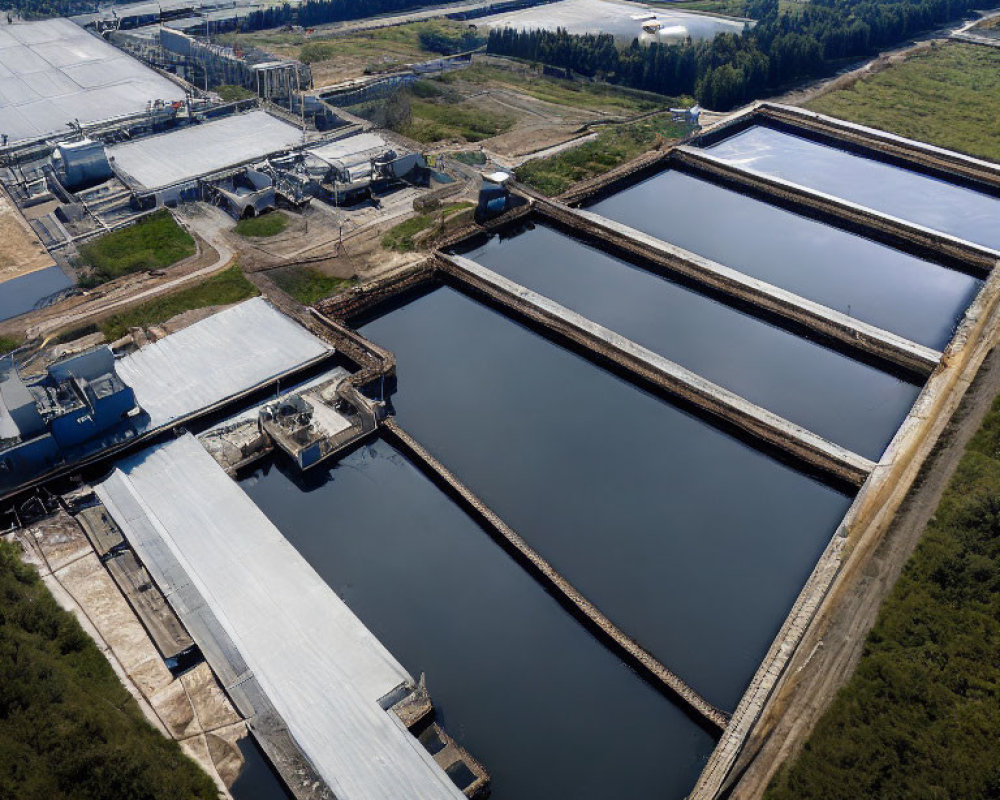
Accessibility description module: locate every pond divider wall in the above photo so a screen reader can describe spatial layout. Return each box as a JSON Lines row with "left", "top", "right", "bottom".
{"left": 437, "top": 251, "right": 875, "bottom": 487}
{"left": 753, "top": 103, "right": 1000, "bottom": 198}
{"left": 519, "top": 192, "right": 942, "bottom": 378}
{"left": 670, "top": 146, "right": 999, "bottom": 277}
{"left": 380, "top": 417, "right": 731, "bottom": 732}
{"left": 686, "top": 218, "right": 1000, "bottom": 798}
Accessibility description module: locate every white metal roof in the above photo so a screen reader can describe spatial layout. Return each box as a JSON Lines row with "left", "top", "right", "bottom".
{"left": 115, "top": 297, "right": 330, "bottom": 429}
{"left": 96, "top": 433, "right": 465, "bottom": 800}
{"left": 107, "top": 111, "right": 303, "bottom": 191}
{"left": 308, "top": 132, "right": 391, "bottom": 166}
{"left": 0, "top": 19, "right": 183, "bottom": 143}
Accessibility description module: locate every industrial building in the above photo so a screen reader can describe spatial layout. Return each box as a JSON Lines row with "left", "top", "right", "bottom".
{"left": 106, "top": 110, "right": 303, "bottom": 207}
{"left": 0, "top": 346, "right": 141, "bottom": 490}
{"left": 0, "top": 298, "right": 336, "bottom": 500}
{"left": 0, "top": 19, "right": 184, "bottom": 146}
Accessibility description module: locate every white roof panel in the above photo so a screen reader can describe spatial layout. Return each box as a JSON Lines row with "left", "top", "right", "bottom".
{"left": 115, "top": 297, "right": 331, "bottom": 429}
{"left": 0, "top": 19, "right": 181, "bottom": 142}
{"left": 96, "top": 433, "right": 466, "bottom": 800}
{"left": 108, "top": 111, "right": 303, "bottom": 190}
{"left": 309, "top": 132, "right": 391, "bottom": 164}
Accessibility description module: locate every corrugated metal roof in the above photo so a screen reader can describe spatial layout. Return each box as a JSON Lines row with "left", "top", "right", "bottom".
{"left": 308, "top": 132, "right": 391, "bottom": 166}
{"left": 107, "top": 111, "right": 302, "bottom": 191}
{"left": 115, "top": 297, "right": 331, "bottom": 429}
{"left": 96, "top": 433, "right": 466, "bottom": 800}
{"left": 0, "top": 19, "right": 182, "bottom": 143}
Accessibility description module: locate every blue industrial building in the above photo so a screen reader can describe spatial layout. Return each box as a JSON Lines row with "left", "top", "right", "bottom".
{"left": 0, "top": 347, "right": 143, "bottom": 491}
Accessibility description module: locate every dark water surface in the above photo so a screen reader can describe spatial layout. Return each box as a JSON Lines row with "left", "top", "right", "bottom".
{"left": 586, "top": 169, "right": 980, "bottom": 349}
{"left": 0, "top": 266, "right": 73, "bottom": 323}
{"left": 358, "top": 286, "right": 853, "bottom": 711}
{"left": 456, "top": 220, "right": 920, "bottom": 459}
{"left": 229, "top": 737, "right": 294, "bottom": 800}
{"left": 704, "top": 125, "right": 1000, "bottom": 251}
{"left": 241, "top": 440, "right": 717, "bottom": 800}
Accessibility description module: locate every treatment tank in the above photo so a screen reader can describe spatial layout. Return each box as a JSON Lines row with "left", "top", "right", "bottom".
{"left": 52, "top": 139, "right": 112, "bottom": 190}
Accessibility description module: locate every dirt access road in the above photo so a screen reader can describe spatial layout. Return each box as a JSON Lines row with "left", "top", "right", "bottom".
{"left": 726, "top": 341, "right": 1000, "bottom": 798}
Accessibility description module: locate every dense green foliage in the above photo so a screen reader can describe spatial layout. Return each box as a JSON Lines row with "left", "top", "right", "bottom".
{"left": 215, "top": 84, "right": 256, "bottom": 102}
{"left": 517, "top": 115, "right": 688, "bottom": 195}
{"left": 381, "top": 202, "right": 472, "bottom": 251}
{"left": 766, "top": 395, "right": 1000, "bottom": 800}
{"left": 417, "top": 26, "right": 485, "bottom": 55}
{"left": 349, "top": 80, "right": 514, "bottom": 142}
{"left": 0, "top": 336, "right": 21, "bottom": 356}
{"left": 78, "top": 210, "right": 196, "bottom": 287}
{"left": 272, "top": 267, "right": 355, "bottom": 305}
{"left": 234, "top": 212, "right": 288, "bottom": 238}
{"left": 0, "top": 540, "right": 217, "bottom": 800}
{"left": 99, "top": 265, "right": 258, "bottom": 340}
{"left": 242, "top": 0, "right": 466, "bottom": 32}
{"left": 0, "top": 0, "right": 88, "bottom": 18}
{"left": 487, "top": 0, "right": 986, "bottom": 109}
{"left": 807, "top": 42, "right": 1000, "bottom": 163}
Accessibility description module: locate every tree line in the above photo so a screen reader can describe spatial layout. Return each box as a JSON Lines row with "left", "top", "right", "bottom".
{"left": 486, "top": 0, "right": 984, "bottom": 109}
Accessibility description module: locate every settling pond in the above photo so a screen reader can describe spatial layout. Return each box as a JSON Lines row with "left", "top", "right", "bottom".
{"left": 452, "top": 219, "right": 921, "bottom": 459}
{"left": 585, "top": 168, "right": 981, "bottom": 349}
{"left": 242, "top": 439, "right": 716, "bottom": 800}
{"left": 703, "top": 125, "right": 1000, "bottom": 251}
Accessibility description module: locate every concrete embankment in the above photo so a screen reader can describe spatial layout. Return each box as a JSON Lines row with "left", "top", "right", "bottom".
{"left": 438, "top": 252, "right": 875, "bottom": 487}
{"left": 519, "top": 192, "right": 942, "bottom": 378}
{"left": 687, "top": 217, "right": 1000, "bottom": 800}
{"left": 671, "top": 146, "right": 999, "bottom": 277}
{"left": 755, "top": 103, "right": 1000, "bottom": 197}
{"left": 381, "top": 417, "right": 731, "bottom": 731}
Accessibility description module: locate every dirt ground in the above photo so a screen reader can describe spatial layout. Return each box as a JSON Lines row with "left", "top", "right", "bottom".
{"left": 463, "top": 87, "right": 606, "bottom": 160}
{"left": 0, "top": 188, "right": 56, "bottom": 281}
{"left": 727, "top": 341, "right": 1000, "bottom": 798}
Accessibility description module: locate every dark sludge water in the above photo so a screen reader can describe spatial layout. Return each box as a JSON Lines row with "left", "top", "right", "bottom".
{"left": 585, "top": 168, "right": 981, "bottom": 349}
{"left": 454, "top": 219, "right": 920, "bottom": 460}
{"left": 357, "top": 285, "right": 854, "bottom": 712}
{"left": 0, "top": 266, "right": 73, "bottom": 323}
{"left": 229, "top": 737, "right": 294, "bottom": 800}
{"left": 240, "top": 439, "right": 718, "bottom": 800}
{"left": 703, "top": 125, "right": 1000, "bottom": 251}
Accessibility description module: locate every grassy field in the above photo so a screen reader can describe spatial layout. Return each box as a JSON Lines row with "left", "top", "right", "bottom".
{"left": 0, "top": 335, "right": 21, "bottom": 356}
{"left": 0, "top": 539, "right": 217, "bottom": 800}
{"left": 806, "top": 42, "right": 1000, "bottom": 162}
{"left": 272, "top": 267, "right": 355, "bottom": 305}
{"left": 436, "top": 63, "right": 671, "bottom": 114}
{"left": 766, "top": 394, "right": 1000, "bottom": 800}
{"left": 405, "top": 96, "right": 516, "bottom": 143}
{"left": 226, "top": 20, "right": 478, "bottom": 85}
{"left": 234, "top": 212, "right": 288, "bottom": 238}
{"left": 77, "top": 210, "right": 196, "bottom": 287}
{"left": 99, "top": 265, "right": 258, "bottom": 341}
{"left": 517, "top": 115, "right": 689, "bottom": 196}
{"left": 382, "top": 202, "right": 473, "bottom": 252}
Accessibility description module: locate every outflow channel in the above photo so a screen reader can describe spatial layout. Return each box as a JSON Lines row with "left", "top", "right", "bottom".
{"left": 585, "top": 168, "right": 981, "bottom": 349}
{"left": 358, "top": 285, "right": 853, "bottom": 712}
{"left": 452, "top": 219, "right": 920, "bottom": 460}
{"left": 702, "top": 125, "right": 1000, "bottom": 251}
{"left": 241, "top": 439, "right": 717, "bottom": 800}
